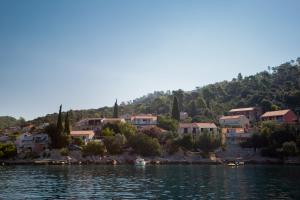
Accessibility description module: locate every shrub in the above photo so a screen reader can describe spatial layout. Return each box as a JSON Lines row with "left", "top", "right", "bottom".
{"left": 140, "top": 126, "right": 162, "bottom": 139}
{"left": 0, "top": 143, "right": 17, "bottom": 159}
{"left": 176, "top": 134, "right": 194, "bottom": 151}
{"left": 282, "top": 141, "right": 298, "bottom": 157}
{"left": 73, "top": 137, "right": 84, "bottom": 146}
{"left": 60, "top": 148, "right": 69, "bottom": 156}
{"left": 101, "top": 128, "right": 115, "bottom": 137}
{"left": 82, "top": 141, "right": 106, "bottom": 157}
{"left": 103, "top": 134, "right": 126, "bottom": 155}
{"left": 128, "top": 134, "right": 161, "bottom": 157}
{"left": 157, "top": 116, "right": 178, "bottom": 132}
{"left": 195, "top": 131, "right": 221, "bottom": 153}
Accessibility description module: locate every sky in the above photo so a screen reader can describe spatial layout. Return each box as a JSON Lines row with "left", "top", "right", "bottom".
{"left": 0, "top": 0, "right": 300, "bottom": 120}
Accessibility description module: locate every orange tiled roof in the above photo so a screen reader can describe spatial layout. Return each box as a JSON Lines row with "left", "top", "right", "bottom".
{"left": 261, "top": 109, "right": 290, "bottom": 118}
{"left": 179, "top": 123, "right": 217, "bottom": 129}
{"left": 70, "top": 130, "right": 95, "bottom": 138}
{"left": 229, "top": 107, "right": 255, "bottom": 112}
{"left": 131, "top": 115, "right": 157, "bottom": 120}
{"left": 220, "top": 115, "right": 245, "bottom": 120}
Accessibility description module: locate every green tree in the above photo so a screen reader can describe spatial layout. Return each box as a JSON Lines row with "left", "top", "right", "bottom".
{"left": 102, "top": 127, "right": 115, "bottom": 137}
{"left": 45, "top": 124, "right": 70, "bottom": 149}
{"left": 157, "top": 116, "right": 178, "bottom": 132}
{"left": 282, "top": 141, "right": 298, "bottom": 157}
{"left": 82, "top": 141, "right": 106, "bottom": 157}
{"left": 64, "top": 112, "right": 71, "bottom": 135}
{"left": 0, "top": 143, "right": 17, "bottom": 159}
{"left": 195, "top": 131, "right": 221, "bottom": 154}
{"left": 128, "top": 134, "right": 161, "bottom": 156}
{"left": 171, "top": 96, "right": 180, "bottom": 121}
{"left": 189, "top": 101, "right": 197, "bottom": 117}
{"left": 113, "top": 99, "right": 119, "bottom": 118}
{"left": 57, "top": 105, "right": 64, "bottom": 133}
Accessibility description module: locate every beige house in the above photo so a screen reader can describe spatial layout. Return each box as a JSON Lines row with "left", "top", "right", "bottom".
{"left": 130, "top": 115, "right": 158, "bottom": 128}
{"left": 70, "top": 130, "right": 95, "bottom": 144}
{"left": 178, "top": 123, "right": 218, "bottom": 135}
{"left": 75, "top": 118, "right": 125, "bottom": 131}
{"left": 219, "top": 115, "right": 250, "bottom": 128}
{"left": 229, "top": 107, "right": 261, "bottom": 124}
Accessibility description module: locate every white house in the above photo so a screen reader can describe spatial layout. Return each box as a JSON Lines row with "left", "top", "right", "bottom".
{"left": 70, "top": 130, "right": 95, "bottom": 144}
{"left": 178, "top": 123, "right": 218, "bottom": 135}
{"left": 219, "top": 115, "right": 250, "bottom": 128}
{"left": 130, "top": 115, "right": 158, "bottom": 128}
{"left": 75, "top": 118, "right": 125, "bottom": 131}
{"left": 15, "top": 133, "right": 49, "bottom": 154}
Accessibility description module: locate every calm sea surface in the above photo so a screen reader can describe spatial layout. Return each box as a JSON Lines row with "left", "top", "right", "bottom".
{"left": 0, "top": 165, "right": 299, "bottom": 199}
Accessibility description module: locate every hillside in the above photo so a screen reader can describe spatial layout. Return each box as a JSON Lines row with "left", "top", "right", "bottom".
{"left": 0, "top": 116, "right": 26, "bottom": 130}
{"left": 23, "top": 58, "right": 300, "bottom": 125}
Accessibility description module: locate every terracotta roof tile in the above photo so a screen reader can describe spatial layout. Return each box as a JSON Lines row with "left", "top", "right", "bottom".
{"left": 261, "top": 109, "right": 290, "bottom": 118}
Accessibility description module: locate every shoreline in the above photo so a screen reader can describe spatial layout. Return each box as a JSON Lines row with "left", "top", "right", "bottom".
{"left": 1, "top": 158, "right": 298, "bottom": 166}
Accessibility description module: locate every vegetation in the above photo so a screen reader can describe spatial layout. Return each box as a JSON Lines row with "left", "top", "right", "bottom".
{"left": 60, "top": 148, "right": 69, "bottom": 156}
{"left": 157, "top": 116, "right": 178, "bottom": 132}
{"left": 64, "top": 112, "right": 71, "bottom": 135}
{"left": 73, "top": 137, "right": 84, "bottom": 146}
{"left": 24, "top": 58, "right": 300, "bottom": 126}
{"left": 171, "top": 96, "right": 180, "bottom": 121}
{"left": 241, "top": 122, "right": 300, "bottom": 158}
{"left": 113, "top": 99, "right": 119, "bottom": 118}
{"left": 128, "top": 134, "right": 161, "bottom": 157}
{"left": 82, "top": 141, "right": 106, "bottom": 157}
{"left": 57, "top": 105, "right": 64, "bottom": 133}
{"left": 101, "top": 122, "right": 137, "bottom": 139}
{"left": 0, "top": 143, "right": 17, "bottom": 159}
{"left": 0, "top": 116, "right": 26, "bottom": 130}
{"left": 103, "top": 134, "right": 126, "bottom": 155}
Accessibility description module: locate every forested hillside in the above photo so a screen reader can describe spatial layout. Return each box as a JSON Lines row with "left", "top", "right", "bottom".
{"left": 26, "top": 58, "right": 300, "bottom": 125}
{"left": 0, "top": 116, "right": 26, "bottom": 130}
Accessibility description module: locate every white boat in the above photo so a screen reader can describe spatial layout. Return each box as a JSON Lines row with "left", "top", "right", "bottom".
{"left": 135, "top": 158, "right": 146, "bottom": 166}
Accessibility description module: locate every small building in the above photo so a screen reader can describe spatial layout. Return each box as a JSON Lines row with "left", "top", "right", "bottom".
{"left": 180, "top": 112, "right": 189, "bottom": 121}
{"left": 70, "top": 130, "right": 95, "bottom": 144}
{"left": 261, "top": 109, "right": 297, "bottom": 124}
{"left": 130, "top": 115, "right": 158, "bottom": 128}
{"left": 0, "top": 135, "right": 10, "bottom": 144}
{"left": 15, "top": 133, "right": 49, "bottom": 154}
{"left": 229, "top": 107, "right": 261, "bottom": 124}
{"left": 75, "top": 118, "right": 125, "bottom": 131}
{"left": 178, "top": 123, "right": 218, "bottom": 135}
{"left": 219, "top": 115, "right": 250, "bottom": 129}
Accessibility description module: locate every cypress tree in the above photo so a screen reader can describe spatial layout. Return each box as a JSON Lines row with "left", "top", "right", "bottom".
{"left": 57, "top": 105, "right": 63, "bottom": 133}
{"left": 64, "top": 111, "right": 71, "bottom": 135}
{"left": 113, "top": 99, "right": 119, "bottom": 118}
{"left": 171, "top": 96, "right": 180, "bottom": 121}
{"left": 190, "top": 101, "right": 197, "bottom": 117}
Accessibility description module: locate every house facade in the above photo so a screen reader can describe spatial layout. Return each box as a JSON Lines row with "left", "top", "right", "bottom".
{"left": 229, "top": 107, "right": 261, "bottom": 124}
{"left": 15, "top": 133, "right": 49, "bottom": 154}
{"left": 130, "top": 115, "right": 158, "bottom": 128}
{"left": 219, "top": 115, "right": 250, "bottom": 129}
{"left": 75, "top": 118, "right": 125, "bottom": 131}
{"left": 261, "top": 109, "right": 297, "bottom": 124}
{"left": 70, "top": 130, "right": 95, "bottom": 144}
{"left": 178, "top": 123, "right": 218, "bottom": 135}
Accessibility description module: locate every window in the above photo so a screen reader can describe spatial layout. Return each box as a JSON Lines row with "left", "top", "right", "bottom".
{"left": 184, "top": 128, "right": 188, "bottom": 133}
{"left": 192, "top": 128, "right": 197, "bottom": 134}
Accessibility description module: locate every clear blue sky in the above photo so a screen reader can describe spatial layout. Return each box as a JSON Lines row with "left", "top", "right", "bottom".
{"left": 1, "top": 0, "right": 300, "bottom": 120}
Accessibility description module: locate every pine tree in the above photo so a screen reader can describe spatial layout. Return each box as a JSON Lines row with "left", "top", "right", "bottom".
{"left": 64, "top": 112, "right": 71, "bottom": 135}
{"left": 113, "top": 99, "right": 119, "bottom": 118}
{"left": 171, "top": 96, "right": 180, "bottom": 121}
{"left": 57, "top": 105, "right": 63, "bottom": 133}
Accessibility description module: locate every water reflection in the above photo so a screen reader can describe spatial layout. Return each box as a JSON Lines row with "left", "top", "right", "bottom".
{"left": 0, "top": 165, "right": 299, "bottom": 199}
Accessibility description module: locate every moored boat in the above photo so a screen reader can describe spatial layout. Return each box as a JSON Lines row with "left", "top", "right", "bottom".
{"left": 135, "top": 158, "right": 146, "bottom": 166}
